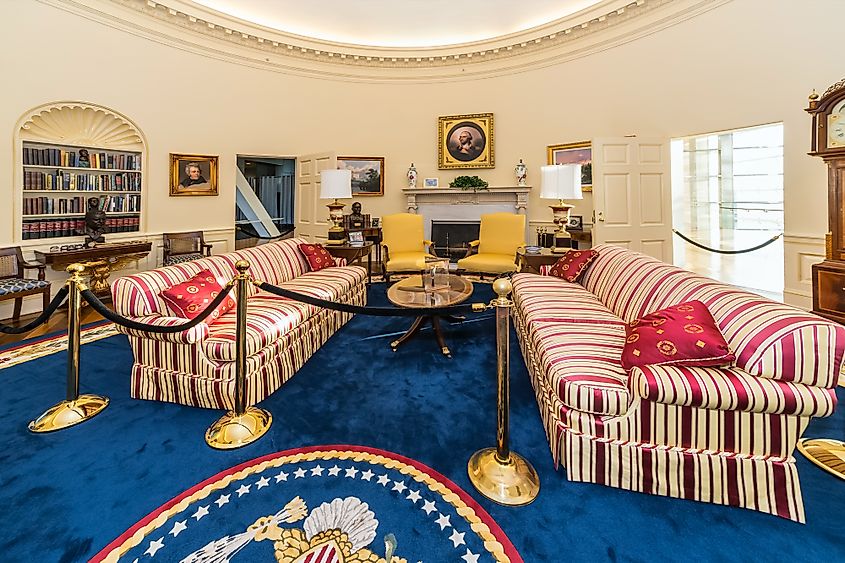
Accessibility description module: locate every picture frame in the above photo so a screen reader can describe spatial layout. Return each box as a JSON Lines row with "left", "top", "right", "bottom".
{"left": 169, "top": 153, "right": 219, "bottom": 196}
{"left": 371, "top": 217, "right": 380, "bottom": 228}
{"left": 546, "top": 141, "right": 592, "bottom": 192}
{"left": 424, "top": 177, "right": 439, "bottom": 188}
{"left": 438, "top": 113, "right": 494, "bottom": 169}
{"left": 567, "top": 215, "right": 583, "bottom": 231}
{"left": 338, "top": 156, "right": 384, "bottom": 196}
{"left": 348, "top": 231, "right": 364, "bottom": 244}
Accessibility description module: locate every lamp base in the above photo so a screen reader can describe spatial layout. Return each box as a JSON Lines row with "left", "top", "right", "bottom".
{"left": 326, "top": 200, "right": 347, "bottom": 245}
{"left": 467, "top": 448, "right": 540, "bottom": 506}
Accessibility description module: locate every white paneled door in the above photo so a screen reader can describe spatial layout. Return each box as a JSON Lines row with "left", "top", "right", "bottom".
{"left": 295, "top": 152, "right": 336, "bottom": 243}
{"left": 592, "top": 137, "right": 672, "bottom": 261}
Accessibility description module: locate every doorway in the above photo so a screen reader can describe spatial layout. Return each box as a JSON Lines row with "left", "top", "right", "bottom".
{"left": 235, "top": 156, "right": 295, "bottom": 246}
{"left": 670, "top": 123, "right": 784, "bottom": 300}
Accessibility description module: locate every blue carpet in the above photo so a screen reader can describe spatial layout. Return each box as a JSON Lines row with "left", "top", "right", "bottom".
{"left": 1, "top": 283, "right": 844, "bottom": 562}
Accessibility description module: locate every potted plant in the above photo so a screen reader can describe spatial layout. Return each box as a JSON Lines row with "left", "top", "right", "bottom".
{"left": 449, "top": 176, "right": 489, "bottom": 191}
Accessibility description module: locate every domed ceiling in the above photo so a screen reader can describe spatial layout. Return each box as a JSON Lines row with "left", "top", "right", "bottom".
{"left": 190, "top": 0, "right": 608, "bottom": 48}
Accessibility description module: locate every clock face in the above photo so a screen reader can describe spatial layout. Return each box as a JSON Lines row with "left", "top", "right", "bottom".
{"left": 829, "top": 113, "right": 845, "bottom": 148}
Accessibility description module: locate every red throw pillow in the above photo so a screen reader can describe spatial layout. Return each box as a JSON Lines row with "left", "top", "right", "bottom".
{"left": 298, "top": 243, "right": 336, "bottom": 271}
{"left": 160, "top": 269, "right": 235, "bottom": 325}
{"left": 548, "top": 249, "right": 598, "bottom": 282}
{"left": 621, "top": 300, "right": 735, "bottom": 371}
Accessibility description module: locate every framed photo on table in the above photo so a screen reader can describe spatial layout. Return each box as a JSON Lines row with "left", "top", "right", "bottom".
{"left": 546, "top": 141, "right": 592, "bottom": 191}
{"left": 424, "top": 178, "right": 439, "bottom": 188}
{"left": 169, "top": 154, "right": 219, "bottom": 196}
{"left": 338, "top": 156, "right": 384, "bottom": 196}
{"left": 438, "top": 113, "right": 494, "bottom": 169}
{"left": 348, "top": 231, "right": 365, "bottom": 245}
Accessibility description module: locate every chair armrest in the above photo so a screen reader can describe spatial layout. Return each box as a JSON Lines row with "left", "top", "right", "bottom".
{"left": 113, "top": 315, "right": 209, "bottom": 344}
{"left": 201, "top": 243, "right": 213, "bottom": 256}
{"left": 629, "top": 364, "right": 837, "bottom": 417}
{"left": 463, "top": 240, "right": 480, "bottom": 259}
{"left": 468, "top": 240, "right": 480, "bottom": 247}
{"left": 21, "top": 261, "right": 47, "bottom": 280}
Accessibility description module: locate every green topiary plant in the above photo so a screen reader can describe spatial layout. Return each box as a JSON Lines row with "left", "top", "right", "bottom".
{"left": 449, "top": 175, "right": 489, "bottom": 191}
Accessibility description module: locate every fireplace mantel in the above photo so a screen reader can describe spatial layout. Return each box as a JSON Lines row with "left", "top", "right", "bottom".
{"left": 403, "top": 186, "right": 531, "bottom": 214}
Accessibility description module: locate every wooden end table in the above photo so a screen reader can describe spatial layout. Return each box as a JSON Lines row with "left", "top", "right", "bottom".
{"left": 387, "top": 274, "right": 473, "bottom": 358}
{"left": 516, "top": 247, "right": 567, "bottom": 274}
{"left": 327, "top": 242, "right": 374, "bottom": 284}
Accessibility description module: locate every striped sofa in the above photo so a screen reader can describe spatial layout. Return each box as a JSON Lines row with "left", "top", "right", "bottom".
{"left": 111, "top": 238, "right": 366, "bottom": 410}
{"left": 511, "top": 244, "right": 844, "bottom": 521}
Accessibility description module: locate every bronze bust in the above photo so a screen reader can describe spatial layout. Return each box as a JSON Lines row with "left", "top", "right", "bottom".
{"left": 83, "top": 197, "right": 106, "bottom": 247}
{"left": 348, "top": 201, "right": 365, "bottom": 229}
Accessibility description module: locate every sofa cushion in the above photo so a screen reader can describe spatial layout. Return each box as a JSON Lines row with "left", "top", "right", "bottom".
{"left": 159, "top": 269, "right": 235, "bottom": 325}
{"left": 298, "top": 243, "right": 336, "bottom": 271}
{"left": 512, "top": 273, "right": 623, "bottom": 329}
{"left": 621, "top": 300, "right": 734, "bottom": 371}
{"left": 532, "top": 320, "right": 630, "bottom": 416}
{"left": 549, "top": 249, "right": 598, "bottom": 282}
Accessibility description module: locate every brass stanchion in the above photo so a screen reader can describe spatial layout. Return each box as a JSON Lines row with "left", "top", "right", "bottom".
{"left": 797, "top": 438, "right": 845, "bottom": 480}
{"left": 468, "top": 278, "right": 540, "bottom": 505}
{"left": 29, "top": 263, "right": 109, "bottom": 433}
{"left": 206, "top": 260, "right": 273, "bottom": 449}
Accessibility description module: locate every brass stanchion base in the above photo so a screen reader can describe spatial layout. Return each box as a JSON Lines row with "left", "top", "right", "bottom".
{"left": 28, "top": 394, "right": 109, "bottom": 433}
{"left": 205, "top": 406, "right": 272, "bottom": 450}
{"left": 797, "top": 438, "right": 845, "bottom": 480}
{"left": 467, "top": 447, "right": 540, "bottom": 506}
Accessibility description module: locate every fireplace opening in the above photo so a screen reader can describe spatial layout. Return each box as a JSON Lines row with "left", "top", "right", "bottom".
{"left": 431, "top": 220, "right": 480, "bottom": 262}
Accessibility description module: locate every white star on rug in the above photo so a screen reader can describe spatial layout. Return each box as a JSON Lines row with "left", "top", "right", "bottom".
{"left": 345, "top": 467, "right": 359, "bottom": 478}
{"left": 214, "top": 494, "right": 230, "bottom": 508}
{"left": 449, "top": 529, "right": 466, "bottom": 547}
{"left": 461, "top": 549, "right": 480, "bottom": 563}
{"left": 421, "top": 500, "right": 437, "bottom": 515}
{"left": 392, "top": 480, "right": 407, "bottom": 493}
{"left": 256, "top": 476, "right": 270, "bottom": 489}
{"left": 274, "top": 470, "right": 288, "bottom": 483}
{"left": 328, "top": 465, "right": 341, "bottom": 476}
{"left": 192, "top": 505, "right": 209, "bottom": 521}
{"left": 144, "top": 538, "right": 164, "bottom": 557}
{"left": 377, "top": 474, "right": 390, "bottom": 486}
{"left": 310, "top": 465, "right": 325, "bottom": 476}
{"left": 435, "top": 513, "right": 451, "bottom": 530}
{"left": 169, "top": 520, "right": 187, "bottom": 537}
{"left": 406, "top": 490, "right": 421, "bottom": 503}
{"left": 360, "top": 469, "right": 374, "bottom": 481}
{"left": 294, "top": 468, "right": 307, "bottom": 479}
{"left": 236, "top": 484, "right": 251, "bottom": 497}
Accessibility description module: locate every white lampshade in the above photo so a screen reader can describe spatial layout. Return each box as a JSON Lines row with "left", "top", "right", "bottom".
{"left": 540, "top": 164, "right": 582, "bottom": 200}
{"left": 320, "top": 169, "right": 352, "bottom": 199}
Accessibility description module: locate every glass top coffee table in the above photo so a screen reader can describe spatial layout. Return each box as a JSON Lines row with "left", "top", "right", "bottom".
{"left": 387, "top": 274, "right": 473, "bottom": 358}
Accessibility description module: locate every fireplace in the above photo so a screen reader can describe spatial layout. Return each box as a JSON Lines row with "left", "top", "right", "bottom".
{"left": 431, "top": 220, "right": 480, "bottom": 262}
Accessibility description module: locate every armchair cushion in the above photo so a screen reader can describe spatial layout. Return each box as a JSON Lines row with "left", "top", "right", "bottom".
{"left": 0, "top": 278, "right": 49, "bottom": 295}
{"left": 298, "top": 243, "right": 336, "bottom": 272}
{"left": 160, "top": 269, "right": 235, "bottom": 326}
{"left": 386, "top": 252, "right": 436, "bottom": 272}
{"left": 549, "top": 250, "right": 599, "bottom": 283}
{"left": 164, "top": 253, "right": 204, "bottom": 266}
{"left": 621, "top": 300, "right": 734, "bottom": 371}
{"left": 456, "top": 253, "right": 518, "bottom": 274}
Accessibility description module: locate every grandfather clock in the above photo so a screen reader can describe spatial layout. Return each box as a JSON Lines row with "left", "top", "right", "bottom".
{"left": 807, "top": 79, "right": 845, "bottom": 324}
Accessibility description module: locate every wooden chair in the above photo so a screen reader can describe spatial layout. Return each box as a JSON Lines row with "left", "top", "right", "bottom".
{"left": 163, "top": 231, "right": 212, "bottom": 266}
{"left": 0, "top": 247, "right": 51, "bottom": 321}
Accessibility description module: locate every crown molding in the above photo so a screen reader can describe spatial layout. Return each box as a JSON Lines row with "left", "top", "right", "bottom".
{"left": 38, "top": 0, "right": 732, "bottom": 82}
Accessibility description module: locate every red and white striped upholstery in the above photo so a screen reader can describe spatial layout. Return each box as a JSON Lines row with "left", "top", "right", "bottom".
{"left": 111, "top": 238, "right": 366, "bottom": 409}
{"left": 512, "top": 244, "right": 844, "bottom": 522}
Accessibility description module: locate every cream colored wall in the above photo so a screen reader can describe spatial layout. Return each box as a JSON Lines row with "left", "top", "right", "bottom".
{"left": 0, "top": 0, "right": 840, "bottom": 315}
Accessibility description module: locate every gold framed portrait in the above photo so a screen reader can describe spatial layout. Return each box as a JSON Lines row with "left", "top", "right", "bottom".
{"left": 169, "top": 153, "right": 219, "bottom": 196}
{"left": 438, "top": 113, "right": 494, "bottom": 169}
{"left": 546, "top": 141, "right": 592, "bottom": 191}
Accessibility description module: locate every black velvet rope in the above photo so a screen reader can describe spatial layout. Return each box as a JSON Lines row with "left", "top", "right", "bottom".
{"left": 672, "top": 229, "right": 783, "bottom": 255}
{"left": 80, "top": 284, "right": 236, "bottom": 333}
{"left": 0, "top": 286, "right": 69, "bottom": 334}
{"left": 255, "top": 281, "right": 482, "bottom": 317}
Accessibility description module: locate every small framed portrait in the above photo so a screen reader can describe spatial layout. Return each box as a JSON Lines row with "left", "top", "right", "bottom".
{"left": 424, "top": 177, "right": 439, "bottom": 188}
{"left": 338, "top": 157, "right": 384, "bottom": 196}
{"left": 170, "top": 153, "right": 219, "bottom": 196}
{"left": 547, "top": 141, "right": 592, "bottom": 191}
{"left": 438, "top": 113, "right": 494, "bottom": 169}
{"left": 567, "top": 215, "right": 583, "bottom": 231}
{"left": 348, "top": 231, "right": 364, "bottom": 244}
{"left": 371, "top": 217, "right": 380, "bottom": 228}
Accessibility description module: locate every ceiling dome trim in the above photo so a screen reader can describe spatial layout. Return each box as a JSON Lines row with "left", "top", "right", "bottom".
{"left": 40, "top": 0, "right": 729, "bottom": 81}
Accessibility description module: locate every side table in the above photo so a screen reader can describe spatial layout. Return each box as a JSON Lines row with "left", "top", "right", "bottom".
{"left": 327, "top": 242, "right": 374, "bottom": 284}
{"left": 516, "top": 248, "right": 563, "bottom": 274}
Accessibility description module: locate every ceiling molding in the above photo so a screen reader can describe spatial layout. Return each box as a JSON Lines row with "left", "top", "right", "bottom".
{"left": 38, "top": 0, "right": 732, "bottom": 82}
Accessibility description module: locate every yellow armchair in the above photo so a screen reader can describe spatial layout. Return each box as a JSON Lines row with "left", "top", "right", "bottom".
{"left": 457, "top": 212, "right": 525, "bottom": 275}
{"left": 381, "top": 213, "right": 437, "bottom": 282}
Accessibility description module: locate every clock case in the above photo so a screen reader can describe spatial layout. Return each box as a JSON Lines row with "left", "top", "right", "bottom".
{"left": 807, "top": 78, "right": 845, "bottom": 323}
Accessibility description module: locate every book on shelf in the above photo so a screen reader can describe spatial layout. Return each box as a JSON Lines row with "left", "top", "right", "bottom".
{"left": 23, "top": 146, "right": 142, "bottom": 170}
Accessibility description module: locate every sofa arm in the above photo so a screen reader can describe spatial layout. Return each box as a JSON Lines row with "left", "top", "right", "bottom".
{"left": 113, "top": 315, "right": 209, "bottom": 344}
{"left": 629, "top": 364, "right": 837, "bottom": 417}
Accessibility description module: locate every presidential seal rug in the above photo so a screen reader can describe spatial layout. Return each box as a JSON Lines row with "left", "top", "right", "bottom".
{"left": 91, "top": 445, "right": 521, "bottom": 563}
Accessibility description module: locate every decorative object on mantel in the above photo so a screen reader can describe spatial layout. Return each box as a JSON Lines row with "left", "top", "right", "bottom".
{"left": 169, "top": 153, "right": 219, "bottom": 196}
{"left": 449, "top": 176, "right": 489, "bottom": 191}
{"left": 319, "top": 169, "right": 352, "bottom": 245}
{"left": 424, "top": 177, "right": 439, "bottom": 188}
{"left": 540, "top": 164, "right": 582, "bottom": 253}
{"left": 407, "top": 162, "right": 417, "bottom": 188}
{"left": 515, "top": 158, "right": 527, "bottom": 187}
{"left": 547, "top": 141, "right": 592, "bottom": 192}
{"left": 438, "top": 113, "right": 494, "bottom": 169}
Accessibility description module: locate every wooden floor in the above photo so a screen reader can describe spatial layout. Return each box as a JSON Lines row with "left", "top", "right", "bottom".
{"left": 0, "top": 306, "right": 105, "bottom": 347}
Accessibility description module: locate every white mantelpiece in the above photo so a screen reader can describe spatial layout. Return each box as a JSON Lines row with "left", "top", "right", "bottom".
{"left": 403, "top": 186, "right": 530, "bottom": 214}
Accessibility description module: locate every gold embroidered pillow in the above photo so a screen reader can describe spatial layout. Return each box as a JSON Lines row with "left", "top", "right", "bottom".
{"left": 159, "top": 269, "right": 235, "bottom": 325}
{"left": 548, "top": 250, "right": 598, "bottom": 283}
{"left": 298, "top": 243, "right": 336, "bottom": 272}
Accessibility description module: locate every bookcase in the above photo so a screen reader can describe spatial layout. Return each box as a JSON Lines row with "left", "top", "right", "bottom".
{"left": 20, "top": 141, "right": 143, "bottom": 240}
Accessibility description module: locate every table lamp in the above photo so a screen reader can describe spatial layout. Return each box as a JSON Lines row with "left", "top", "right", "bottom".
{"left": 320, "top": 169, "right": 352, "bottom": 245}
{"left": 540, "top": 164, "right": 582, "bottom": 253}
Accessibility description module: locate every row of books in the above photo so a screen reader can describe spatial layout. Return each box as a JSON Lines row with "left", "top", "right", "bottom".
{"left": 23, "top": 147, "right": 141, "bottom": 170}
{"left": 24, "top": 170, "right": 142, "bottom": 191}
{"left": 23, "top": 194, "right": 142, "bottom": 216}
{"left": 21, "top": 216, "right": 141, "bottom": 240}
